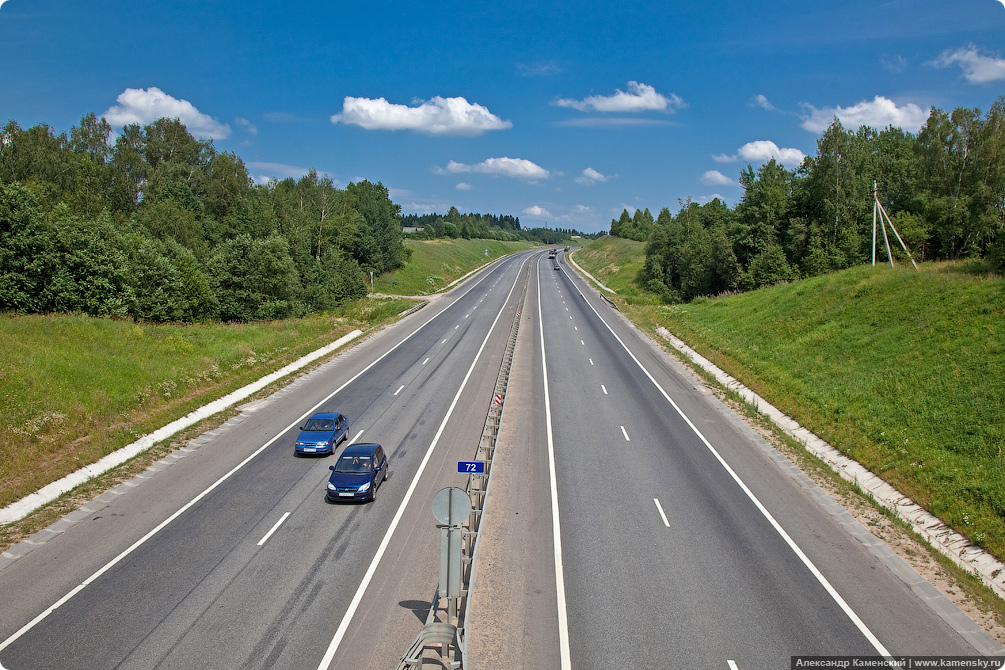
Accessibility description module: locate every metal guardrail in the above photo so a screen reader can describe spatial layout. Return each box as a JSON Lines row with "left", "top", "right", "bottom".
{"left": 397, "top": 269, "right": 529, "bottom": 669}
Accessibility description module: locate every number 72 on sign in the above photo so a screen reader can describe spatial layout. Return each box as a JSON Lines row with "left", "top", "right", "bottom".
{"left": 458, "top": 461, "right": 485, "bottom": 474}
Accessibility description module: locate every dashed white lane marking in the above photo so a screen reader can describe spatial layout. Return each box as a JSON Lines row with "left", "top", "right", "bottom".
{"left": 728, "top": 661, "right": 739, "bottom": 670}
{"left": 621, "top": 426, "right": 630, "bottom": 441}
{"left": 394, "top": 385, "right": 405, "bottom": 396}
{"left": 423, "top": 358, "right": 430, "bottom": 365}
{"left": 653, "top": 499, "right": 670, "bottom": 527}
{"left": 601, "top": 385, "right": 608, "bottom": 395}
{"left": 257, "top": 512, "right": 291, "bottom": 546}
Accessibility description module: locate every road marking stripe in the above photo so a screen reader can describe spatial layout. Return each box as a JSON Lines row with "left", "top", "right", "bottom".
{"left": 423, "top": 357, "right": 430, "bottom": 365}
{"left": 315, "top": 254, "right": 530, "bottom": 670}
{"left": 538, "top": 264, "right": 573, "bottom": 670}
{"left": 728, "top": 661, "right": 739, "bottom": 670}
{"left": 393, "top": 385, "right": 405, "bottom": 396}
{"left": 257, "top": 512, "right": 291, "bottom": 546}
{"left": 564, "top": 271, "right": 893, "bottom": 658}
{"left": 601, "top": 385, "right": 607, "bottom": 395}
{"left": 621, "top": 426, "right": 630, "bottom": 441}
{"left": 348, "top": 430, "right": 363, "bottom": 445}
{"left": 653, "top": 499, "right": 670, "bottom": 527}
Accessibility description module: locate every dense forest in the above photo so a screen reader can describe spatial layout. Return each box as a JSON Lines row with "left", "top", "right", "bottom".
{"left": 401, "top": 207, "right": 598, "bottom": 244}
{"left": 0, "top": 114, "right": 407, "bottom": 322}
{"left": 615, "top": 98, "right": 1005, "bottom": 303}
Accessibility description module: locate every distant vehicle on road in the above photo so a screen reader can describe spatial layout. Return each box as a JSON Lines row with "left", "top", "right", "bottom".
{"left": 294, "top": 412, "right": 349, "bottom": 455}
{"left": 554, "top": 262, "right": 561, "bottom": 270}
{"left": 548, "top": 249, "right": 557, "bottom": 258}
{"left": 326, "top": 443, "right": 388, "bottom": 502}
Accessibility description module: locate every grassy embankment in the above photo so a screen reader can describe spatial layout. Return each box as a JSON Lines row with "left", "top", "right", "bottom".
{"left": 0, "top": 237, "right": 534, "bottom": 534}
{"left": 572, "top": 235, "right": 1005, "bottom": 560}
{"left": 373, "top": 238, "right": 538, "bottom": 296}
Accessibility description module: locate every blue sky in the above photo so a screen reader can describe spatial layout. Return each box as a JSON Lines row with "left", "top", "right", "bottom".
{"left": 1, "top": 0, "right": 1003, "bottom": 233}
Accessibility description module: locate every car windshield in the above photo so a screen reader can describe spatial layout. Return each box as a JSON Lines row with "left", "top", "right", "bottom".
{"left": 304, "top": 419, "right": 334, "bottom": 431}
{"left": 334, "top": 455, "right": 371, "bottom": 473}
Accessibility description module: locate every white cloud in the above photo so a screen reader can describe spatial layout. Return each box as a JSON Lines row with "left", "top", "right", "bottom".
{"left": 554, "top": 81, "right": 685, "bottom": 113}
{"left": 523, "top": 205, "right": 553, "bottom": 219}
{"left": 713, "top": 141, "right": 806, "bottom": 167}
{"left": 236, "top": 117, "right": 257, "bottom": 135}
{"left": 749, "top": 94, "right": 774, "bottom": 110}
{"left": 932, "top": 45, "right": 1005, "bottom": 84}
{"left": 456, "top": 182, "right": 473, "bottom": 191}
{"left": 331, "top": 96, "right": 511, "bottom": 136}
{"left": 517, "top": 61, "right": 563, "bottom": 77}
{"left": 103, "top": 87, "right": 231, "bottom": 139}
{"left": 800, "top": 95, "right": 930, "bottom": 133}
{"left": 701, "top": 170, "right": 736, "bottom": 186}
{"left": 441, "top": 157, "right": 550, "bottom": 180}
{"left": 881, "top": 55, "right": 907, "bottom": 74}
{"left": 575, "top": 167, "right": 610, "bottom": 185}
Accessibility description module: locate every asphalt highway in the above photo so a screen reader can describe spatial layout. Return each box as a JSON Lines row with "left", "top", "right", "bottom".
{"left": 0, "top": 251, "right": 535, "bottom": 669}
{"left": 0, "top": 248, "right": 998, "bottom": 670}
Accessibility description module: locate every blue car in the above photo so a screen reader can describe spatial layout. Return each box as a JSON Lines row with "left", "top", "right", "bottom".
{"left": 294, "top": 412, "right": 349, "bottom": 456}
{"left": 326, "top": 443, "right": 388, "bottom": 502}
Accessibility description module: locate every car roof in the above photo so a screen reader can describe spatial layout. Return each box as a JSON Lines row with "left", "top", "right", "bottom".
{"left": 339, "top": 443, "right": 382, "bottom": 456}
{"left": 308, "top": 412, "right": 340, "bottom": 420}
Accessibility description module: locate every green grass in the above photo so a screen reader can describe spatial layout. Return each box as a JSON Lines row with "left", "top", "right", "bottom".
{"left": 373, "top": 238, "right": 538, "bottom": 295}
{"left": 569, "top": 235, "right": 656, "bottom": 304}
{"left": 0, "top": 295, "right": 415, "bottom": 508}
{"left": 575, "top": 237, "right": 1005, "bottom": 559}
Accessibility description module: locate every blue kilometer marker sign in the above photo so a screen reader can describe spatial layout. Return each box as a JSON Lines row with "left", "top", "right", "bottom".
{"left": 458, "top": 461, "right": 486, "bottom": 474}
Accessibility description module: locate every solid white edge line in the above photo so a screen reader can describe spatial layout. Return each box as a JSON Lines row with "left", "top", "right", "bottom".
{"left": 314, "top": 254, "right": 530, "bottom": 670}
{"left": 564, "top": 267, "right": 893, "bottom": 659}
{"left": 0, "top": 263, "right": 503, "bottom": 655}
{"left": 653, "top": 498, "right": 670, "bottom": 527}
{"left": 257, "top": 512, "right": 291, "bottom": 546}
{"left": 538, "top": 263, "right": 574, "bottom": 670}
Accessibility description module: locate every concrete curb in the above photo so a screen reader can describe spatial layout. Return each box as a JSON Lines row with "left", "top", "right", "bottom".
{"left": 655, "top": 325, "right": 1005, "bottom": 603}
{"left": 0, "top": 329, "right": 363, "bottom": 526}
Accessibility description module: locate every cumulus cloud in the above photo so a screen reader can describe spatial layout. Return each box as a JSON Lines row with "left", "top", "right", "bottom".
{"left": 701, "top": 170, "right": 736, "bottom": 186}
{"left": 103, "top": 87, "right": 231, "bottom": 139}
{"left": 931, "top": 45, "right": 1005, "bottom": 84}
{"left": 575, "top": 167, "right": 610, "bottom": 185}
{"left": 523, "top": 205, "right": 553, "bottom": 219}
{"left": 441, "top": 157, "right": 550, "bottom": 180}
{"left": 331, "top": 96, "right": 511, "bottom": 136}
{"left": 749, "top": 94, "right": 774, "bottom": 110}
{"left": 554, "top": 81, "right": 685, "bottom": 113}
{"left": 456, "top": 182, "right": 473, "bottom": 191}
{"left": 800, "top": 95, "right": 930, "bottom": 133}
{"left": 713, "top": 141, "right": 806, "bottom": 167}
